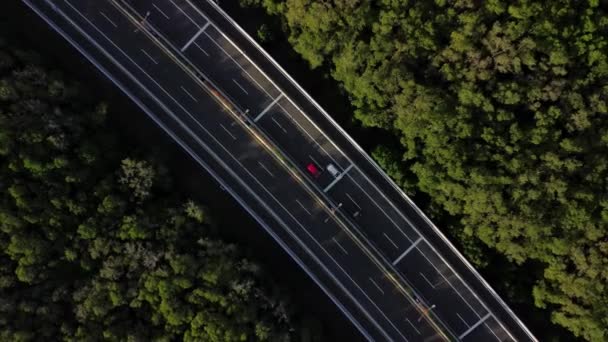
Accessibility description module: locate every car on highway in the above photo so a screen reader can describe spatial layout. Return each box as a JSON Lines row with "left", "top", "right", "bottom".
{"left": 306, "top": 163, "right": 321, "bottom": 178}
{"left": 327, "top": 163, "right": 340, "bottom": 178}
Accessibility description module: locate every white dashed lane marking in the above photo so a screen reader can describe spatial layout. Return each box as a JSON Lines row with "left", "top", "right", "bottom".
{"left": 271, "top": 117, "right": 288, "bottom": 134}
{"left": 220, "top": 124, "right": 237, "bottom": 140}
{"left": 383, "top": 233, "right": 400, "bottom": 249}
{"left": 152, "top": 3, "right": 170, "bottom": 20}
{"left": 295, "top": 199, "right": 312, "bottom": 216}
{"left": 369, "top": 278, "right": 385, "bottom": 295}
{"left": 180, "top": 86, "right": 198, "bottom": 102}
{"left": 405, "top": 319, "right": 421, "bottom": 335}
{"left": 140, "top": 48, "right": 158, "bottom": 64}
{"left": 99, "top": 11, "right": 117, "bottom": 28}
{"left": 232, "top": 78, "right": 249, "bottom": 95}
{"left": 333, "top": 237, "right": 349, "bottom": 255}
{"left": 258, "top": 161, "right": 275, "bottom": 177}
{"left": 193, "top": 42, "right": 210, "bottom": 56}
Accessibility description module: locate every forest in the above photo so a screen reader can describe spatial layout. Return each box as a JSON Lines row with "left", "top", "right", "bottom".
{"left": 0, "top": 30, "right": 322, "bottom": 341}
{"left": 240, "top": 0, "right": 608, "bottom": 341}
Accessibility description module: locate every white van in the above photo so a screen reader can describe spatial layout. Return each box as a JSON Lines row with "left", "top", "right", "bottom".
{"left": 327, "top": 164, "right": 340, "bottom": 178}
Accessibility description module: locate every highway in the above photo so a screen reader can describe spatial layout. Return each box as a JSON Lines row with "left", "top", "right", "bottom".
{"left": 23, "top": 0, "right": 536, "bottom": 340}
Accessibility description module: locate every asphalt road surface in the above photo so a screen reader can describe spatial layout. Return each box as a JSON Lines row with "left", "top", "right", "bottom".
{"left": 24, "top": 0, "right": 536, "bottom": 340}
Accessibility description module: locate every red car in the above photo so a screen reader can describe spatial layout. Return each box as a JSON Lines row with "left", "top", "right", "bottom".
{"left": 306, "top": 163, "right": 321, "bottom": 178}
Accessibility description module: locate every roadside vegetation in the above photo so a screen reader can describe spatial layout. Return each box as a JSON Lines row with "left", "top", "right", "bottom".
{"left": 0, "top": 31, "right": 322, "bottom": 341}
{"left": 240, "top": 0, "right": 608, "bottom": 340}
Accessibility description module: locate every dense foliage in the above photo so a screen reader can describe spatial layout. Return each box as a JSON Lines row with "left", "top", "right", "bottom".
{"left": 0, "top": 35, "right": 305, "bottom": 341}
{"left": 243, "top": 0, "right": 608, "bottom": 340}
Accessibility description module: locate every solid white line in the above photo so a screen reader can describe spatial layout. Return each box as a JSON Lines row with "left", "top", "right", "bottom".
{"left": 192, "top": 41, "right": 210, "bottom": 56}
{"left": 420, "top": 272, "right": 436, "bottom": 289}
{"left": 345, "top": 193, "right": 361, "bottom": 209}
{"left": 232, "top": 78, "right": 249, "bottom": 94}
{"left": 180, "top": 85, "right": 198, "bottom": 102}
{"left": 99, "top": 11, "right": 117, "bottom": 28}
{"left": 140, "top": 48, "right": 158, "bottom": 64}
{"left": 258, "top": 161, "right": 275, "bottom": 177}
{"left": 383, "top": 233, "right": 400, "bottom": 249}
{"left": 167, "top": 0, "right": 200, "bottom": 27}
{"left": 220, "top": 124, "right": 237, "bottom": 140}
{"left": 271, "top": 117, "right": 288, "bottom": 134}
{"left": 459, "top": 313, "right": 491, "bottom": 339}
{"left": 392, "top": 237, "right": 422, "bottom": 266}
{"left": 295, "top": 199, "right": 312, "bottom": 216}
{"left": 457, "top": 312, "right": 470, "bottom": 328}
{"left": 369, "top": 278, "right": 385, "bottom": 295}
{"left": 405, "top": 318, "right": 421, "bottom": 335}
{"left": 332, "top": 237, "right": 349, "bottom": 255}
{"left": 180, "top": 22, "right": 209, "bottom": 52}
{"left": 254, "top": 93, "right": 283, "bottom": 122}
{"left": 152, "top": 3, "right": 170, "bottom": 20}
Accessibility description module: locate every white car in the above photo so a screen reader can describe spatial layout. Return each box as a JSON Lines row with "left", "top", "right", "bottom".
{"left": 327, "top": 163, "right": 340, "bottom": 178}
